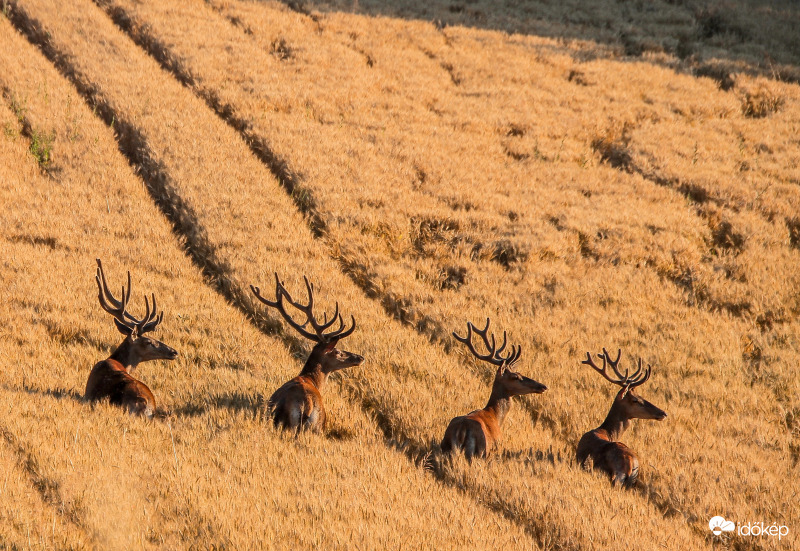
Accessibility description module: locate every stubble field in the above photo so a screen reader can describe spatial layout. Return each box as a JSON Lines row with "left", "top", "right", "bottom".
{"left": 1, "top": 0, "right": 798, "bottom": 549}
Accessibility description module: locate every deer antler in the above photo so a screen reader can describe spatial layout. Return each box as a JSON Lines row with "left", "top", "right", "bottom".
{"left": 452, "top": 318, "right": 521, "bottom": 367}
{"left": 96, "top": 259, "right": 163, "bottom": 335}
{"left": 250, "top": 273, "right": 355, "bottom": 343}
{"left": 582, "top": 348, "right": 651, "bottom": 392}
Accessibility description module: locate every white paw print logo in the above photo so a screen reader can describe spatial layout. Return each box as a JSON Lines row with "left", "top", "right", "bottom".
{"left": 709, "top": 516, "right": 735, "bottom": 536}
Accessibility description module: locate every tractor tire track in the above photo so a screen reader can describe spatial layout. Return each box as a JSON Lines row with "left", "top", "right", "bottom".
{"left": 77, "top": 5, "right": 721, "bottom": 547}
{"left": 92, "top": 0, "right": 569, "bottom": 448}
{"left": 2, "top": 5, "right": 576, "bottom": 550}
{"left": 0, "top": 425, "right": 95, "bottom": 547}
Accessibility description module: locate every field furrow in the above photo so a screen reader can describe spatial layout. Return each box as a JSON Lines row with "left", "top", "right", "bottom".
{"left": 69, "top": 0, "right": 800, "bottom": 547}
{"left": 0, "top": 16, "right": 539, "bottom": 550}
{"left": 3, "top": 0, "right": 798, "bottom": 548}
{"left": 1, "top": 0, "right": 724, "bottom": 548}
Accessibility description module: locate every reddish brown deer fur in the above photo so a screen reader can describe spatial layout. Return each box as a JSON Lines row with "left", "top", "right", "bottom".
{"left": 577, "top": 348, "right": 666, "bottom": 487}
{"left": 85, "top": 259, "right": 178, "bottom": 419}
{"left": 441, "top": 319, "right": 547, "bottom": 459}
{"left": 251, "top": 274, "right": 363, "bottom": 433}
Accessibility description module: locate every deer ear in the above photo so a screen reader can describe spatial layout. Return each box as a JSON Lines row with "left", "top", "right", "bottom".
{"left": 496, "top": 363, "right": 506, "bottom": 377}
{"left": 620, "top": 385, "right": 631, "bottom": 399}
{"left": 114, "top": 318, "right": 133, "bottom": 336}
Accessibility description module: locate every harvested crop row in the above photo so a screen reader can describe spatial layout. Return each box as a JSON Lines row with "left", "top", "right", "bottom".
{"left": 0, "top": 19, "right": 537, "bottom": 549}
{"left": 3, "top": 1, "right": 711, "bottom": 549}
{"left": 95, "top": 0, "right": 800, "bottom": 542}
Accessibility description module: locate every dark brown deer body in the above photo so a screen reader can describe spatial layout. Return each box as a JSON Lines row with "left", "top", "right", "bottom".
{"left": 577, "top": 349, "right": 666, "bottom": 487}
{"left": 441, "top": 319, "right": 547, "bottom": 459}
{"left": 86, "top": 260, "right": 177, "bottom": 419}
{"left": 251, "top": 274, "right": 362, "bottom": 433}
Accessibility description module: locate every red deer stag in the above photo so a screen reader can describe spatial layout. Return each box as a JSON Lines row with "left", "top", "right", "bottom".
{"left": 85, "top": 259, "right": 178, "bottom": 418}
{"left": 441, "top": 318, "right": 547, "bottom": 459}
{"left": 577, "top": 348, "right": 667, "bottom": 487}
{"left": 251, "top": 274, "right": 363, "bottom": 433}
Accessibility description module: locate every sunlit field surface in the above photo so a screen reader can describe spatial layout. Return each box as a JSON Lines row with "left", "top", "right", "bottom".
{"left": 1, "top": 0, "right": 798, "bottom": 549}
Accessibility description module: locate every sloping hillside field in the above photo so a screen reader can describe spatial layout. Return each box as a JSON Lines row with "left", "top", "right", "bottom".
{"left": 1, "top": 0, "right": 798, "bottom": 549}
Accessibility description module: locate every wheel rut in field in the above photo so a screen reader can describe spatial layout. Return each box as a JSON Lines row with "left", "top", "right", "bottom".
{"left": 90, "top": 0, "right": 569, "bottom": 443}
{"left": 3, "top": 6, "right": 572, "bottom": 549}
{"left": 0, "top": 425, "right": 94, "bottom": 545}
{"left": 4, "top": 4, "right": 732, "bottom": 547}
{"left": 80, "top": 6, "right": 720, "bottom": 545}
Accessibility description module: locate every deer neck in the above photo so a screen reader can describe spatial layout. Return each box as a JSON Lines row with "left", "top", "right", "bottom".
{"left": 485, "top": 385, "right": 513, "bottom": 427}
{"left": 299, "top": 356, "right": 328, "bottom": 390}
{"left": 599, "top": 401, "right": 632, "bottom": 441}
{"left": 109, "top": 338, "right": 138, "bottom": 371}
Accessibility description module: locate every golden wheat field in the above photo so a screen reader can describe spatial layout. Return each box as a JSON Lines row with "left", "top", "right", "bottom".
{"left": 1, "top": 0, "right": 799, "bottom": 549}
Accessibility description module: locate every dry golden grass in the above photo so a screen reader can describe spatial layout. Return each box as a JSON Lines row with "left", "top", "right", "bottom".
{"left": 1, "top": 0, "right": 799, "bottom": 549}
{"left": 0, "top": 17, "right": 538, "bottom": 550}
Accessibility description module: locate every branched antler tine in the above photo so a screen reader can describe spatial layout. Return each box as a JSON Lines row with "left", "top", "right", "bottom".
{"left": 452, "top": 323, "right": 471, "bottom": 345}
{"left": 314, "top": 301, "right": 340, "bottom": 333}
{"left": 507, "top": 344, "right": 522, "bottom": 365}
{"left": 629, "top": 362, "right": 652, "bottom": 388}
{"left": 152, "top": 293, "right": 159, "bottom": 323}
{"left": 96, "top": 259, "right": 123, "bottom": 309}
{"left": 251, "top": 276, "right": 319, "bottom": 341}
{"left": 141, "top": 306, "right": 163, "bottom": 333}
{"left": 303, "top": 276, "right": 314, "bottom": 311}
{"left": 143, "top": 294, "right": 151, "bottom": 324}
{"left": 495, "top": 330, "right": 508, "bottom": 357}
{"left": 627, "top": 357, "right": 643, "bottom": 382}
{"left": 135, "top": 294, "right": 150, "bottom": 332}
{"left": 329, "top": 314, "right": 356, "bottom": 341}
{"left": 454, "top": 320, "right": 509, "bottom": 366}
{"left": 581, "top": 352, "right": 599, "bottom": 369}
{"left": 250, "top": 282, "right": 279, "bottom": 308}
{"left": 584, "top": 350, "right": 628, "bottom": 386}
{"left": 125, "top": 272, "right": 132, "bottom": 306}
{"left": 96, "top": 267, "right": 127, "bottom": 319}
{"left": 95, "top": 273, "right": 116, "bottom": 315}
{"left": 340, "top": 315, "right": 357, "bottom": 340}
{"left": 476, "top": 318, "right": 497, "bottom": 356}
{"left": 602, "top": 348, "right": 628, "bottom": 381}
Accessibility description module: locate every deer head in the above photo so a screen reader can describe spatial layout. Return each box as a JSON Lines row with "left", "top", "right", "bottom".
{"left": 95, "top": 259, "right": 178, "bottom": 367}
{"left": 251, "top": 274, "right": 363, "bottom": 374}
{"left": 453, "top": 318, "right": 547, "bottom": 396}
{"left": 582, "top": 348, "right": 666, "bottom": 420}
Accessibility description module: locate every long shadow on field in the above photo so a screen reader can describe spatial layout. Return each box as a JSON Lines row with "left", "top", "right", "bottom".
{"left": 170, "top": 391, "right": 266, "bottom": 418}
{"left": 1, "top": 383, "right": 84, "bottom": 404}
{"left": 293, "top": 0, "right": 800, "bottom": 84}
